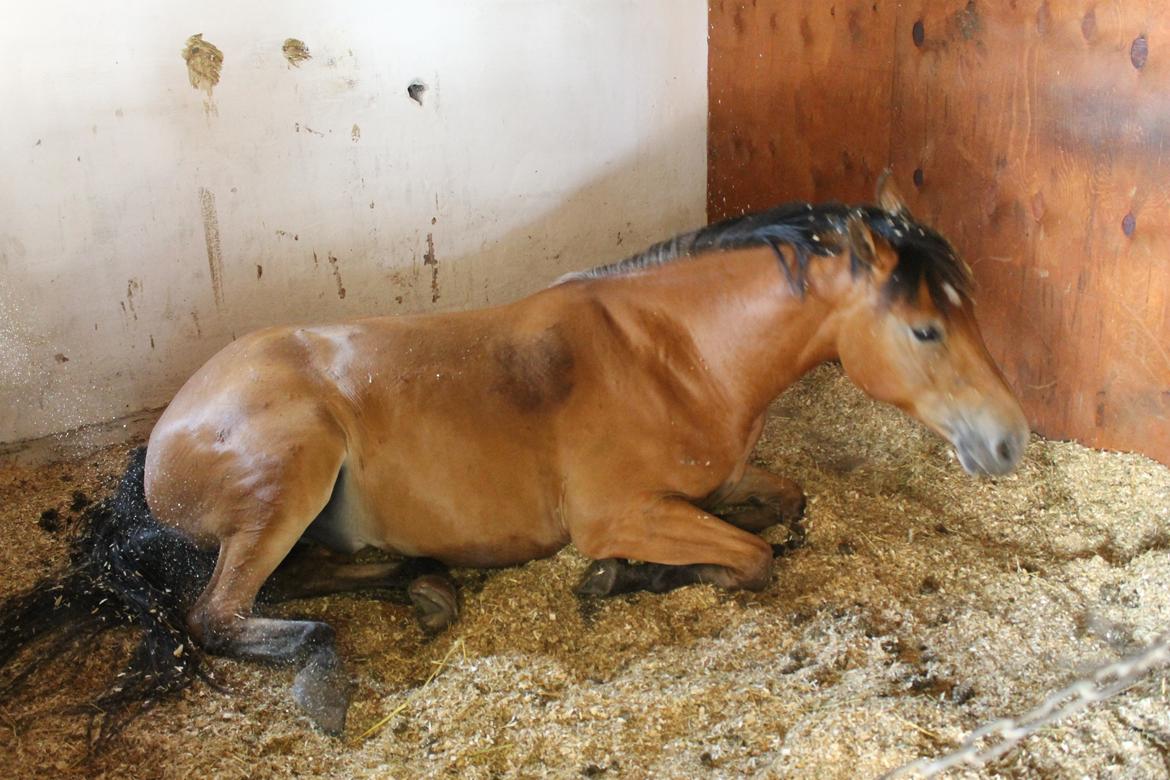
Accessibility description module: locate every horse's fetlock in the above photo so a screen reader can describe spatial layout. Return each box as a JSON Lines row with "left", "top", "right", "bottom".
{"left": 303, "top": 621, "right": 336, "bottom": 649}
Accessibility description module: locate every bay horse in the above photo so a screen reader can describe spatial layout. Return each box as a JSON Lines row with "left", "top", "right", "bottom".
{"left": 0, "top": 174, "right": 1028, "bottom": 738}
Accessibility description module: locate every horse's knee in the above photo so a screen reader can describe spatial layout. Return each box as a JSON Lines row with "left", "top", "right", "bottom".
{"left": 734, "top": 541, "right": 774, "bottom": 591}
{"left": 569, "top": 516, "right": 623, "bottom": 561}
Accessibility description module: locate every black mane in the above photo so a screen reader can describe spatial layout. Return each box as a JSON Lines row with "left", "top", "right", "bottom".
{"left": 562, "top": 202, "right": 973, "bottom": 310}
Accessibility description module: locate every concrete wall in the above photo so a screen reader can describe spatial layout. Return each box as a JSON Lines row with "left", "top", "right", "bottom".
{"left": 0, "top": 1, "right": 707, "bottom": 442}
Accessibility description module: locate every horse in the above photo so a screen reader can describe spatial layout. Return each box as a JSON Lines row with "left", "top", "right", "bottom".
{"left": 0, "top": 174, "right": 1028, "bottom": 739}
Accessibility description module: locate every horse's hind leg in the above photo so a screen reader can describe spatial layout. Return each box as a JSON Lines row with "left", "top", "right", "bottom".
{"left": 263, "top": 548, "right": 459, "bottom": 631}
{"left": 189, "top": 527, "right": 354, "bottom": 734}
{"left": 175, "top": 429, "right": 358, "bottom": 734}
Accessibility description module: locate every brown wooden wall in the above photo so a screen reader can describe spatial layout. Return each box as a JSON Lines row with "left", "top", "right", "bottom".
{"left": 710, "top": 0, "right": 1170, "bottom": 465}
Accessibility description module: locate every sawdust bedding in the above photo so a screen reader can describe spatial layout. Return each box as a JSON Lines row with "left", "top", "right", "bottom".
{"left": 1, "top": 364, "right": 1168, "bottom": 779}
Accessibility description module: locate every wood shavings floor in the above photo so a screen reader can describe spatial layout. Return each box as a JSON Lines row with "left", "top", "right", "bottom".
{"left": 2, "top": 365, "right": 1168, "bottom": 779}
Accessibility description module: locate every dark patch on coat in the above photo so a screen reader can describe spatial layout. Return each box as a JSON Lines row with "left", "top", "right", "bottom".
{"left": 492, "top": 327, "right": 575, "bottom": 412}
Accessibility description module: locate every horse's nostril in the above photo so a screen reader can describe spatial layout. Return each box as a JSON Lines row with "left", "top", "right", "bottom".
{"left": 996, "top": 438, "right": 1014, "bottom": 463}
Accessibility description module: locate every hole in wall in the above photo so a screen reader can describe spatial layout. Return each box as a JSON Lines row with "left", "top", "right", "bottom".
{"left": 1130, "top": 35, "right": 1148, "bottom": 69}
{"left": 912, "top": 19, "right": 925, "bottom": 47}
{"left": 407, "top": 80, "right": 427, "bottom": 106}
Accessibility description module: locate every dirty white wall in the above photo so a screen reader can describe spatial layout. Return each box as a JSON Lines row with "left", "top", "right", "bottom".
{"left": 0, "top": 1, "right": 707, "bottom": 443}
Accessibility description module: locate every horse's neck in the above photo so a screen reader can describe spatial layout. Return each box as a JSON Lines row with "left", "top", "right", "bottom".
{"left": 617, "top": 247, "right": 843, "bottom": 416}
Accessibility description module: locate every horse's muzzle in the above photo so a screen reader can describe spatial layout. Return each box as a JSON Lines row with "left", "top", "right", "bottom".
{"left": 949, "top": 415, "right": 1029, "bottom": 477}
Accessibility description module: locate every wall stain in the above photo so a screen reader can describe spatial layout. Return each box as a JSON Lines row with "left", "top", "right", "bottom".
{"left": 327, "top": 253, "right": 346, "bottom": 299}
{"left": 351, "top": 124, "right": 361, "bottom": 142}
{"left": 53, "top": 353, "right": 69, "bottom": 364}
{"left": 125, "top": 279, "right": 141, "bottom": 321}
{"left": 0, "top": 234, "right": 27, "bottom": 269}
{"left": 423, "top": 232, "right": 439, "bottom": 303}
{"left": 150, "top": 335, "right": 155, "bottom": 350}
{"left": 282, "top": 38, "right": 312, "bottom": 67}
{"left": 190, "top": 310, "right": 203, "bottom": 338}
{"left": 950, "top": 1, "right": 981, "bottom": 42}
{"left": 256, "top": 264, "right": 263, "bottom": 280}
{"left": 295, "top": 122, "right": 325, "bottom": 138}
{"left": 198, "top": 188, "right": 225, "bottom": 308}
{"left": 182, "top": 34, "right": 223, "bottom": 100}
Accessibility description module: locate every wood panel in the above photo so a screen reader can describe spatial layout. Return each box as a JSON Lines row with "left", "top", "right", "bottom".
{"left": 710, "top": 0, "right": 1170, "bottom": 465}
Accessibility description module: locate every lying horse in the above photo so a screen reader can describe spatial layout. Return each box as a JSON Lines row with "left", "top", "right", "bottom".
{"left": 0, "top": 175, "right": 1027, "bottom": 738}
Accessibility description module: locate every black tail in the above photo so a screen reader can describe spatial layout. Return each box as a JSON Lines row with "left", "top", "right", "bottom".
{"left": 0, "top": 447, "right": 218, "bottom": 747}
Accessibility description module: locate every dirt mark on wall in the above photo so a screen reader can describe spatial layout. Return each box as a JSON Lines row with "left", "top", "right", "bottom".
{"left": 182, "top": 34, "right": 223, "bottom": 96}
{"left": 198, "top": 188, "right": 225, "bottom": 308}
{"left": 423, "top": 233, "right": 440, "bottom": 303}
{"left": 282, "top": 38, "right": 312, "bottom": 67}
{"left": 125, "top": 279, "right": 141, "bottom": 321}
{"left": 327, "top": 253, "right": 346, "bottom": 299}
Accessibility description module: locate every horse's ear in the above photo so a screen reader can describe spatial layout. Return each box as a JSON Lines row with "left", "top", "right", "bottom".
{"left": 845, "top": 212, "right": 896, "bottom": 276}
{"left": 846, "top": 213, "right": 877, "bottom": 264}
{"left": 875, "top": 169, "right": 910, "bottom": 216}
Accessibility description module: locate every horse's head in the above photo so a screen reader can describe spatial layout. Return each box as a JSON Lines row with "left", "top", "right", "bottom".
{"left": 831, "top": 175, "right": 1029, "bottom": 477}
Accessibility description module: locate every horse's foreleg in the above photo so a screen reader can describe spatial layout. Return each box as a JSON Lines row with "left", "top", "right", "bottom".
{"left": 263, "top": 548, "right": 459, "bottom": 631}
{"left": 707, "top": 465, "right": 806, "bottom": 533}
{"left": 573, "top": 499, "right": 773, "bottom": 597}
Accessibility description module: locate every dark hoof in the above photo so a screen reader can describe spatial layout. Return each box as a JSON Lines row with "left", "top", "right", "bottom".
{"left": 576, "top": 558, "right": 622, "bottom": 597}
{"left": 292, "top": 649, "right": 352, "bottom": 736}
{"left": 408, "top": 574, "right": 458, "bottom": 632}
{"left": 772, "top": 517, "right": 808, "bottom": 558}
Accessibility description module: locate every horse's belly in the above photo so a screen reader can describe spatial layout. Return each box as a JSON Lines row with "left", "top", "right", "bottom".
{"left": 343, "top": 460, "right": 568, "bottom": 568}
{"left": 369, "top": 500, "right": 567, "bottom": 568}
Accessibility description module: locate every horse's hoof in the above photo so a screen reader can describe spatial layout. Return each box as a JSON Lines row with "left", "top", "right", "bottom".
{"left": 408, "top": 574, "right": 458, "bottom": 632}
{"left": 292, "top": 648, "right": 352, "bottom": 736}
{"left": 576, "top": 558, "right": 622, "bottom": 597}
{"left": 772, "top": 517, "right": 808, "bottom": 558}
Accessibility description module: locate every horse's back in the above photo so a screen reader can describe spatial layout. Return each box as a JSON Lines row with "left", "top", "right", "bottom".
{"left": 143, "top": 293, "right": 589, "bottom": 563}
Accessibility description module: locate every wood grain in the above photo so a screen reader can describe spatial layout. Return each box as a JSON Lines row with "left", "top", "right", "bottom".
{"left": 710, "top": 0, "right": 1170, "bottom": 465}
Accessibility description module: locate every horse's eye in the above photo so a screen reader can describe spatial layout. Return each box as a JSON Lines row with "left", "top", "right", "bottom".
{"left": 912, "top": 325, "right": 943, "bottom": 343}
